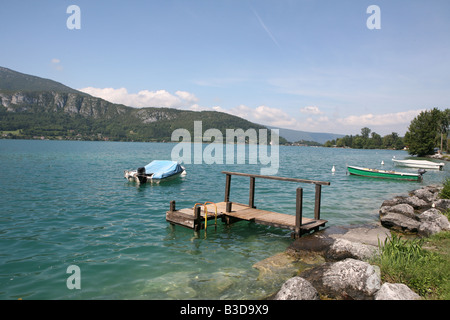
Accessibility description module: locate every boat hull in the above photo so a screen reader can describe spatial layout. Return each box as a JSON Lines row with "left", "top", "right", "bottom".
{"left": 124, "top": 169, "right": 186, "bottom": 184}
{"left": 392, "top": 159, "right": 444, "bottom": 170}
{"left": 347, "top": 165, "right": 422, "bottom": 181}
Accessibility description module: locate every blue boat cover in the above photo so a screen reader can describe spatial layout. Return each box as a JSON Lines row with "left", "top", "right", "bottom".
{"left": 144, "top": 160, "right": 184, "bottom": 179}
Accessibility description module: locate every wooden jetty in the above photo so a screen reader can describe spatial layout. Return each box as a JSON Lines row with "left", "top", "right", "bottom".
{"left": 166, "top": 171, "right": 330, "bottom": 238}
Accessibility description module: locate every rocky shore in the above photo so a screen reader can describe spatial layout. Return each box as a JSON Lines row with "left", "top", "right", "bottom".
{"left": 268, "top": 184, "right": 450, "bottom": 300}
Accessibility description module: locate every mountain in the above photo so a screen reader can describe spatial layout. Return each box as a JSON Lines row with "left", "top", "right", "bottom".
{"left": 0, "top": 67, "right": 342, "bottom": 144}
{"left": 0, "top": 67, "right": 81, "bottom": 94}
{"left": 0, "top": 67, "right": 278, "bottom": 142}
{"left": 268, "top": 126, "right": 344, "bottom": 144}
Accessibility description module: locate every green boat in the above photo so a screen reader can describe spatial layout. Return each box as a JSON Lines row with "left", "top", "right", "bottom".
{"left": 347, "top": 165, "right": 425, "bottom": 181}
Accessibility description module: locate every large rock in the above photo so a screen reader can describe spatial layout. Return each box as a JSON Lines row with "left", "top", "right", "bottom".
{"left": 403, "top": 196, "right": 429, "bottom": 210}
{"left": 379, "top": 185, "right": 450, "bottom": 236}
{"left": 374, "top": 283, "right": 421, "bottom": 300}
{"left": 411, "top": 187, "right": 438, "bottom": 203}
{"left": 274, "top": 277, "right": 319, "bottom": 300}
{"left": 379, "top": 203, "right": 416, "bottom": 218}
{"left": 417, "top": 208, "right": 450, "bottom": 237}
{"left": 380, "top": 212, "right": 420, "bottom": 233}
{"left": 434, "top": 199, "right": 450, "bottom": 211}
{"left": 301, "top": 258, "right": 381, "bottom": 300}
{"left": 326, "top": 239, "right": 378, "bottom": 261}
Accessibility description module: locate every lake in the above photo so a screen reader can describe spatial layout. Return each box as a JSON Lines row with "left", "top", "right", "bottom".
{"left": 0, "top": 139, "right": 448, "bottom": 299}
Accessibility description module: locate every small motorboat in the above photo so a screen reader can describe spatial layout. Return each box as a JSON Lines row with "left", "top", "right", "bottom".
{"left": 124, "top": 160, "right": 186, "bottom": 184}
{"left": 392, "top": 158, "right": 444, "bottom": 170}
{"left": 347, "top": 165, "right": 425, "bottom": 182}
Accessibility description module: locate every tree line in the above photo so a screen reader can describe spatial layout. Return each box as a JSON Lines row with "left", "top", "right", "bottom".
{"left": 404, "top": 108, "right": 449, "bottom": 157}
{"left": 323, "top": 108, "right": 449, "bottom": 156}
{"left": 323, "top": 128, "right": 404, "bottom": 150}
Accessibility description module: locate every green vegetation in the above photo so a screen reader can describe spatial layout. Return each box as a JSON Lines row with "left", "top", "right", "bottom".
{"left": 0, "top": 67, "right": 80, "bottom": 93}
{"left": 0, "top": 105, "right": 286, "bottom": 143}
{"left": 324, "top": 108, "right": 450, "bottom": 153}
{"left": 323, "top": 127, "right": 404, "bottom": 150}
{"left": 439, "top": 177, "right": 450, "bottom": 199}
{"left": 291, "top": 139, "right": 323, "bottom": 147}
{"left": 372, "top": 232, "right": 450, "bottom": 299}
{"left": 404, "top": 108, "right": 450, "bottom": 156}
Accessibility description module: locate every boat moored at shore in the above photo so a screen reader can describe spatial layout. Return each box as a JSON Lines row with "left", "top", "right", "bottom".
{"left": 392, "top": 158, "right": 445, "bottom": 170}
{"left": 347, "top": 165, "right": 425, "bottom": 182}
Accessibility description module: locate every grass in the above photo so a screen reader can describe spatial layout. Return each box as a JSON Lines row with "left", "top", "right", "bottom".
{"left": 372, "top": 231, "right": 450, "bottom": 299}
{"left": 440, "top": 177, "right": 450, "bottom": 199}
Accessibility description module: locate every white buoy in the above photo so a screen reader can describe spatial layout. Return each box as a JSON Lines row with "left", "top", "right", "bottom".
{"left": 381, "top": 160, "right": 384, "bottom": 165}
{"left": 332, "top": 165, "right": 336, "bottom": 173}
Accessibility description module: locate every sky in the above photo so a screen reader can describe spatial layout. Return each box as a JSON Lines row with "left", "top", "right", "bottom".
{"left": 1, "top": 0, "right": 449, "bottom": 136}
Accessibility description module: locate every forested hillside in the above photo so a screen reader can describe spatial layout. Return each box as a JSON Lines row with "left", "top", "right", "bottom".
{"left": 0, "top": 67, "right": 284, "bottom": 143}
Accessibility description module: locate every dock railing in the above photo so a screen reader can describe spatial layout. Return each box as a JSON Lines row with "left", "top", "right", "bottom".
{"left": 222, "top": 171, "right": 330, "bottom": 237}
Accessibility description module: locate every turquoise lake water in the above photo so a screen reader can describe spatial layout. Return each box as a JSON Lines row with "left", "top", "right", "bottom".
{"left": 0, "top": 139, "right": 448, "bottom": 300}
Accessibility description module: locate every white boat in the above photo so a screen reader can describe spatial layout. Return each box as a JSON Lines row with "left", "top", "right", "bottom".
{"left": 124, "top": 160, "right": 186, "bottom": 184}
{"left": 392, "top": 159, "right": 445, "bottom": 170}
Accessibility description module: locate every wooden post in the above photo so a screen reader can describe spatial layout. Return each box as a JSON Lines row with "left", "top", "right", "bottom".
{"left": 225, "top": 174, "right": 231, "bottom": 202}
{"left": 226, "top": 201, "right": 232, "bottom": 213}
{"left": 249, "top": 176, "right": 255, "bottom": 208}
{"left": 314, "top": 184, "right": 322, "bottom": 220}
{"left": 169, "top": 200, "right": 176, "bottom": 212}
{"left": 194, "top": 206, "right": 202, "bottom": 231}
{"left": 295, "top": 187, "right": 303, "bottom": 238}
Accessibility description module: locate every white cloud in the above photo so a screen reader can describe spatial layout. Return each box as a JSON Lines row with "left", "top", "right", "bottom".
{"left": 297, "top": 109, "right": 425, "bottom": 135}
{"left": 300, "top": 106, "right": 324, "bottom": 115}
{"left": 225, "top": 104, "right": 300, "bottom": 128}
{"left": 337, "top": 109, "right": 424, "bottom": 127}
{"left": 77, "top": 85, "right": 424, "bottom": 136}
{"left": 50, "top": 58, "right": 63, "bottom": 71}
{"left": 175, "top": 91, "right": 198, "bottom": 104}
{"left": 78, "top": 87, "right": 199, "bottom": 109}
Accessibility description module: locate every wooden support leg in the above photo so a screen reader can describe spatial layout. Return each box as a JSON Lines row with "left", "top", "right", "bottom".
{"left": 225, "top": 174, "right": 231, "bottom": 202}
{"left": 314, "top": 184, "right": 322, "bottom": 220}
{"left": 194, "top": 206, "right": 202, "bottom": 231}
{"left": 249, "top": 177, "right": 255, "bottom": 208}
{"left": 294, "top": 187, "right": 303, "bottom": 238}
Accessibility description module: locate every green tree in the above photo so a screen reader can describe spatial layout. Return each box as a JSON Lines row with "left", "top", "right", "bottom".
{"left": 369, "top": 132, "right": 382, "bottom": 149}
{"left": 361, "top": 127, "right": 371, "bottom": 139}
{"left": 404, "top": 108, "right": 441, "bottom": 156}
{"left": 438, "top": 109, "right": 450, "bottom": 152}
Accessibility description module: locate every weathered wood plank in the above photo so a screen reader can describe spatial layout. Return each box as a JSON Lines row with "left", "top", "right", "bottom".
{"left": 222, "top": 171, "right": 330, "bottom": 186}
{"left": 166, "top": 201, "right": 327, "bottom": 234}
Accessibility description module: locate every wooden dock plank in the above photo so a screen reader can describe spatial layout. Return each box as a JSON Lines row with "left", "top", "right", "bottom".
{"left": 167, "top": 201, "right": 327, "bottom": 234}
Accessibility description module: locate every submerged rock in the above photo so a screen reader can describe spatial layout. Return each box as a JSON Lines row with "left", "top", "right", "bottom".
{"left": 253, "top": 252, "right": 299, "bottom": 280}
{"left": 142, "top": 271, "right": 197, "bottom": 299}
